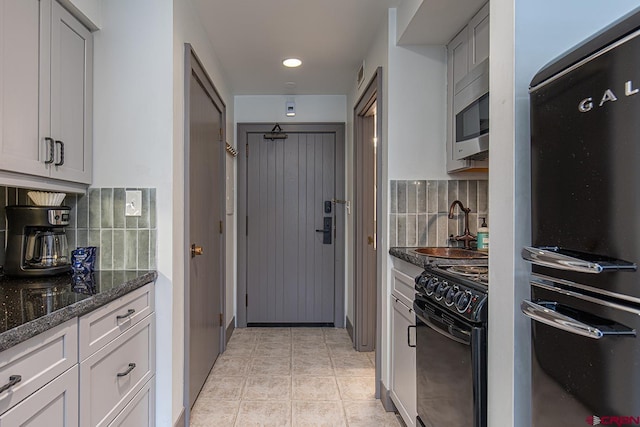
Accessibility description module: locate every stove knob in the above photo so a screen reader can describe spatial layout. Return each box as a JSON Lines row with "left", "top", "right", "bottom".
{"left": 415, "top": 274, "right": 428, "bottom": 291}
{"left": 455, "top": 290, "right": 473, "bottom": 313}
{"left": 425, "top": 278, "right": 439, "bottom": 296}
{"left": 445, "top": 286, "right": 459, "bottom": 306}
{"left": 434, "top": 281, "right": 449, "bottom": 301}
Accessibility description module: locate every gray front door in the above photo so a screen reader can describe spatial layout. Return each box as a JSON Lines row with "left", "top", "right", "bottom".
{"left": 246, "top": 131, "right": 337, "bottom": 324}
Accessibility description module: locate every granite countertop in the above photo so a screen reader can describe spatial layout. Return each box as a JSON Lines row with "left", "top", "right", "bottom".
{"left": 0, "top": 270, "right": 158, "bottom": 352}
{"left": 389, "top": 247, "right": 489, "bottom": 269}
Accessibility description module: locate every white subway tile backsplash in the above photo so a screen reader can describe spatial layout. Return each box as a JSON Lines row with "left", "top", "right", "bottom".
{"left": 390, "top": 180, "right": 489, "bottom": 248}
{"left": 0, "top": 186, "right": 157, "bottom": 272}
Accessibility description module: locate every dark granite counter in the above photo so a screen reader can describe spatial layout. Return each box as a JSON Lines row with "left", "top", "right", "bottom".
{"left": 0, "top": 270, "right": 157, "bottom": 352}
{"left": 389, "top": 247, "right": 489, "bottom": 269}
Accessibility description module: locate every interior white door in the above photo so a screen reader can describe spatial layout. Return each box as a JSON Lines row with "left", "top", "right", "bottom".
{"left": 246, "top": 132, "right": 336, "bottom": 324}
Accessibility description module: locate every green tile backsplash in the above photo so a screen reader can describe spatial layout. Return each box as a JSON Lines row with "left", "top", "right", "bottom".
{"left": 389, "top": 180, "right": 489, "bottom": 248}
{"left": 0, "top": 186, "right": 157, "bottom": 272}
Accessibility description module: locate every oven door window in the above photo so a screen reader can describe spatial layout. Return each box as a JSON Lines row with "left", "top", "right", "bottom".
{"left": 456, "top": 93, "right": 489, "bottom": 142}
{"left": 416, "top": 308, "right": 476, "bottom": 427}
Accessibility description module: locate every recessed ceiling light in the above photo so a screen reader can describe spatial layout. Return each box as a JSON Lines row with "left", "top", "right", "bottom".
{"left": 283, "top": 58, "right": 302, "bottom": 68}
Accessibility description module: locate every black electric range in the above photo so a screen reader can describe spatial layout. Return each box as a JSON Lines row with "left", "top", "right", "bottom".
{"left": 413, "top": 264, "right": 488, "bottom": 427}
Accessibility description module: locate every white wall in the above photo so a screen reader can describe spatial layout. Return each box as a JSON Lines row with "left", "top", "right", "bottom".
{"left": 92, "top": 0, "right": 174, "bottom": 425}
{"left": 234, "top": 95, "right": 346, "bottom": 124}
{"left": 489, "top": 1, "right": 639, "bottom": 426}
{"left": 94, "top": 0, "right": 235, "bottom": 425}
{"left": 387, "top": 39, "right": 447, "bottom": 180}
{"left": 345, "top": 7, "right": 389, "bottom": 335}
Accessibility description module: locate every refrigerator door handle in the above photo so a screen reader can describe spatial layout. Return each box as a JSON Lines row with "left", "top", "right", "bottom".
{"left": 522, "top": 246, "right": 602, "bottom": 273}
{"left": 521, "top": 299, "right": 604, "bottom": 339}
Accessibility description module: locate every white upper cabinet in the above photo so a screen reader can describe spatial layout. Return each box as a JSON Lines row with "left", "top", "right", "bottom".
{"left": 446, "top": 3, "right": 489, "bottom": 173}
{"left": 0, "top": 0, "right": 45, "bottom": 177}
{"left": 468, "top": 3, "right": 489, "bottom": 71}
{"left": 0, "top": 0, "right": 92, "bottom": 185}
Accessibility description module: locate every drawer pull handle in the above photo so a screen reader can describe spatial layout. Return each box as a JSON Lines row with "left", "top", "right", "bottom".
{"left": 0, "top": 375, "right": 22, "bottom": 393}
{"left": 44, "top": 137, "right": 55, "bottom": 164}
{"left": 54, "top": 140, "right": 65, "bottom": 166}
{"left": 116, "top": 309, "right": 135, "bottom": 320}
{"left": 117, "top": 363, "right": 136, "bottom": 377}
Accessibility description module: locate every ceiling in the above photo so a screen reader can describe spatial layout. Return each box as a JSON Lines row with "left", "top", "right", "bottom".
{"left": 397, "top": 0, "right": 487, "bottom": 45}
{"left": 191, "top": 0, "right": 400, "bottom": 95}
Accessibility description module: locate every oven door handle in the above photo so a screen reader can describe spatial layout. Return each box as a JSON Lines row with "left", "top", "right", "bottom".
{"left": 521, "top": 299, "right": 604, "bottom": 339}
{"left": 416, "top": 312, "right": 471, "bottom": 345}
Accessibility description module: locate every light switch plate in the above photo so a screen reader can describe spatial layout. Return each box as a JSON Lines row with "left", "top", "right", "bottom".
{"left": 125, "top": 190, "right": 142, "bottom": 217}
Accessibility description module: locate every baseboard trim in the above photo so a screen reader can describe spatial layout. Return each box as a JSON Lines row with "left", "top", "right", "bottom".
{"left": 247, "top": 322, "right": 334, "bottom": 327}
{"left": 226, "top": 317, "right": 235, "bottom": 345}
{"left": 346, "top": 316, "right": 354, "bottom": 342}
{"left": 379, "top": 381, "right": 397, "bottom": 413}
{"left": 174, "top": 407, "right": 186, "bottom": 427}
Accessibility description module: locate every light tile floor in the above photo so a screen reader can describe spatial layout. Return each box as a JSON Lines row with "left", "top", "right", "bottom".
{"left": 189, "top": 327, "right": 403, "bottom": 427}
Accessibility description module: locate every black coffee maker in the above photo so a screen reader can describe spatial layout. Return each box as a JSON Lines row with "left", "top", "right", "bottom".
{"left": 4, "top": 206, "right": 71, "bottom": 277}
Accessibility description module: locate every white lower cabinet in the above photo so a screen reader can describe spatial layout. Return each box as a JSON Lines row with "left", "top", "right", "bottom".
{"left": 391, "top": 296, "right": 417, "bottom": 427}
{"left": 80, "top": 314, "right": 155, "bottom": 427}
{"left": 0, "top": 283, "right": 155, "bottom": 426}
{"left": 109, "top": 378, "right": 155, "bottom": 427}
{"left": 390, "top": 265, "right": 418, "bottom": 427}
{"left": 0, "top": 365, "right": 78, "bottom": 427}
{"left": 79, "top": 283, "right": 155, "bottom": 427}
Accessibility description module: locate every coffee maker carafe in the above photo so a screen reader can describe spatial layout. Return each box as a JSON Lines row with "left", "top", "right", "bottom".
{"left": 4, "top": 206, "right": 71, "bottom": 277}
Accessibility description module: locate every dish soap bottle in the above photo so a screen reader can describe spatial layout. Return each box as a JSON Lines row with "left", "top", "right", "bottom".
{"left": 477, "top": 218, "right": 489, "bottom": 251}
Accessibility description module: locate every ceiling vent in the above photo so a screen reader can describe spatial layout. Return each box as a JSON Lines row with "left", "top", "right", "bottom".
{"left": 357, "top": 61, "right": 365, "bottom": 88}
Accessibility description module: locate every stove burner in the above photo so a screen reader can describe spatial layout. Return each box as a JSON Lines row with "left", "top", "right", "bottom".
{"left": 448, "top": 265, "right": 489, "bottom": 276}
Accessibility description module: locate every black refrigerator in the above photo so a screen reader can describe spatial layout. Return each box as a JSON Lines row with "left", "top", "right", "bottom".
{"left": 523, "top": 7, "right": 640, "bottom": 427}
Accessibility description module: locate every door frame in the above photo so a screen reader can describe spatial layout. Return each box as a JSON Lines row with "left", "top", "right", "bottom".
{"left": 183, "top": 44, "right": 226, "bottom": 421}
{"left": 237, "top": 122, "right": 346, "bottom": 327}
{"left": 353, "top": 68, "right": 383, "bottom": 396}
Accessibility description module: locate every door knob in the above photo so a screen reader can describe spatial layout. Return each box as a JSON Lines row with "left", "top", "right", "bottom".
{"left": 191, "top": 244, "right": 204, "bottom": 257}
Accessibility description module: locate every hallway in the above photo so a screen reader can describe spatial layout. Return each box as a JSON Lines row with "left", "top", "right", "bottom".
{"left": 189, "top": 327, "right": 402, "bottom": 426}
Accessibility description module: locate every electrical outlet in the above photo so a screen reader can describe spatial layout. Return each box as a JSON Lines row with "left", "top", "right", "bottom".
{"left": 125, "top": 190, "right": 142, "bottom": 217}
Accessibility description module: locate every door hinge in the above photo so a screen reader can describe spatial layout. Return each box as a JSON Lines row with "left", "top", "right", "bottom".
{"left": 219, "top": 313, "right": 223, "bottom": 326}
{"left": 246, "top": 143, "right": 249, "bottom": 157}
{"left": 246, "top": 216, "right": 248, "bottom": 235}
{"left": 219, "top": 128, "right": 223, "bottom": 142}
{"left": 245, "top": 294, "right": 248, "bottom": 307}
{"left": 219, "top": 220, "right": 223, "bottom": 234}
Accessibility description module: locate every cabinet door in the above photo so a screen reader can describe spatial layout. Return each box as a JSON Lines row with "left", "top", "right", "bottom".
{"left": 468, "top": 3, "right": 490, "bottom": 70}
{"left": 446, "top": 28, "right": 471, "bottom": 173}
{"left": 0, "top": 366, "right": 79, "bottom": 427}
{"left": 108, "top": 378, "right": 155, "bottom": 427}
{"left": 391, "top": 297, "right": 416, "bottom": 427}
{"left": 0, "top": 0, "right": 51, "bottom": 177}
{"left": 50, "top": 0, "right": 92, "bottom": 183}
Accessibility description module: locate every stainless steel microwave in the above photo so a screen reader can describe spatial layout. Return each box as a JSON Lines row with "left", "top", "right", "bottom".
{"left": 453, "top": 59, "right": 489, "bottom": 160}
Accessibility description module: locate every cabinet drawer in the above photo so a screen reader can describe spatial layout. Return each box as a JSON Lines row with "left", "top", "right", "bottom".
{"left": 79, "top": 284, "right": 153, "bottom": 360}
{"left": 0, "top": 319, "right": 77, "bottom": 415}
{"left": 108, "top": 377, "right": 155, "bottom": 427}
{"left": 392, "top": 266, "right": 418, "bottom": 307}
{"left": 0, "top": 365, "right": 78, "bottom": 427}
{"left": 80, "top": 313, "right": 155, "bottom": 427}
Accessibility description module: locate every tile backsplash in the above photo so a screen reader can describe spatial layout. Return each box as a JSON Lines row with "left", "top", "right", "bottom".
{"left": 0, "top": 187, "right": 157, "bottom": 272}
{"left": 389, "top": 180, "right": 489, "bottom": 248}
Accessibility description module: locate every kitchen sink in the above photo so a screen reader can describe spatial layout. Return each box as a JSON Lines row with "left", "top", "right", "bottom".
{"left": 413, "top": 247, "right": 488, "bottom": 259}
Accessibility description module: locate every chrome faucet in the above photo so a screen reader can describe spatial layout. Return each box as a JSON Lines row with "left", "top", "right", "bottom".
{"left": 448, "top": 200, "right": 476, "bottom": 250}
